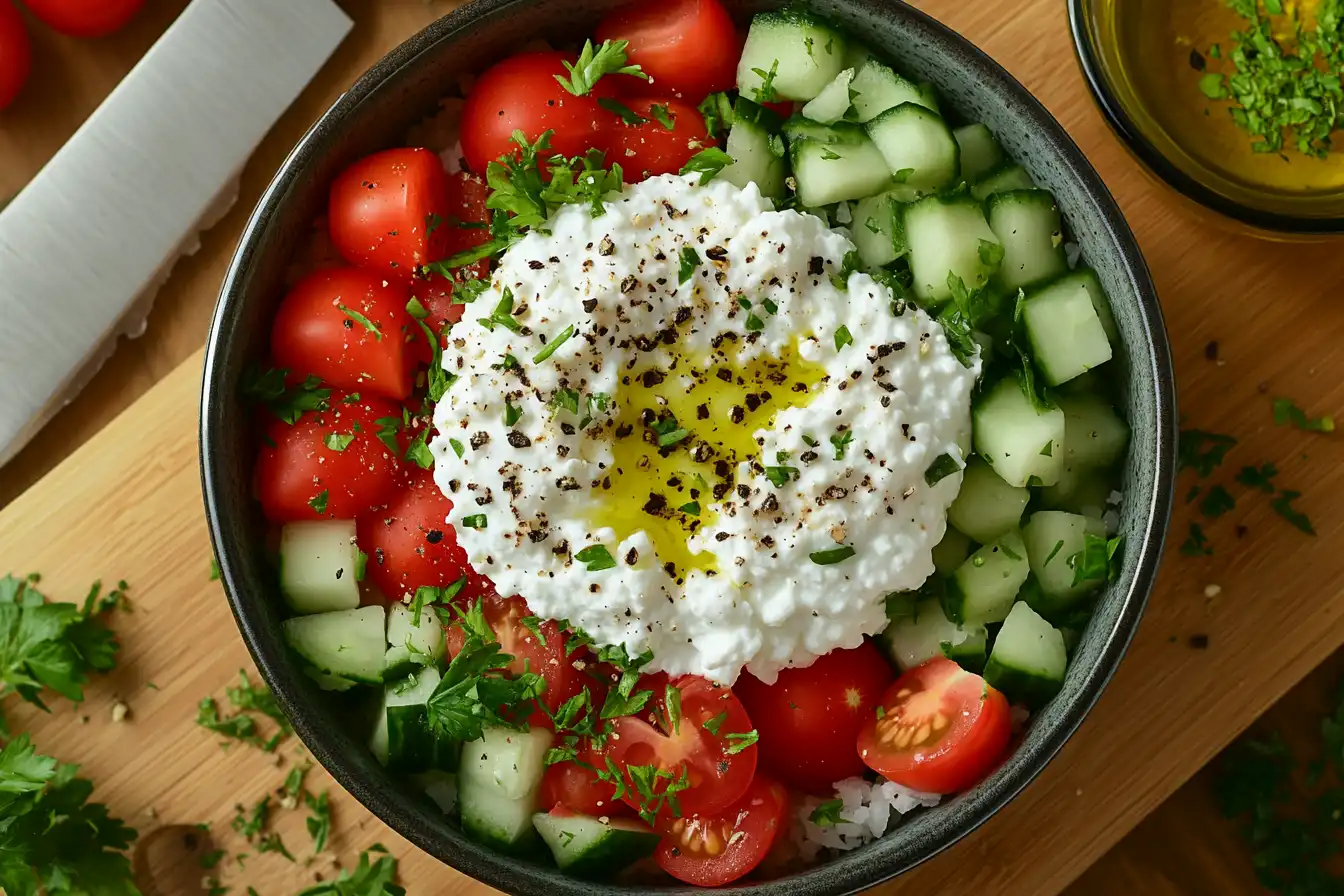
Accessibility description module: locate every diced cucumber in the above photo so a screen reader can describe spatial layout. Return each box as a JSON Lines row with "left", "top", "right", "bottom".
{"left": 932, "top": 526, "right": 971, "bottom": 575}
{"left": 781, "top": 115, "right": 867, "bottom": 145}
{"left": 737, "top": 10, "right": 846, "bottom": 102}
{"left": 386, "top": 602, "right": 446, "bottom": 664}
{"left": 278, "top": 520, "right": 360, "bottom": 614}
{"left": 880, "top": 596, "right": 988, "bottom": 671}
{"left": 972, "top": 378, "right": 1067, "bottom": 487}
{"left": 382, "top": 646, "right": 418, "bottom": 683}
{"left": 903, "top": 193, "right": 1001, "bottom": 304}
{"left": 1022, "top": 510, "right": 1107, "bottom": 609}
{"left": 1022, "top": 276, "right": 1114, "bottom": 386}
{"left": 1039, "top": 464, "right": 1113, "bottom": 519}
{"left": 849, "top": 60, "right": 937, "bottom": 121}
{"left": 942, "top": 530, "right": 1030, "bottom": 625}
{"left": 369, "top": 667, "right": 460, "bottom": 774}
{"left": 987, "top": 189, "right": 1068, "bottom": 291}
{"left": 954, "top": 123, "right": 1004, "bottom": 183}
{"left": 843, "top": 42, "right": 874, "bottom": 72}
{"left": 460, "top": 779, "right": 541, "bottom": 856}
{"left": 1058, "top": 394, "right": 1129, "bottom": 468}
{"left": 947, "top": 457, "right": 1030, "bottom": 544}
{"left": 971, "top": 163, "right": 1035, "bottom": 201}
{"left": 1065, "top": 267, "right": 1120, "bottom": 345}
{"left": 983, "top": 601, "right": 1067, "bottom": 709}
{"left": 302, "top": 666, "right": 356, "bottom": 692}
{"left": 720, "top": 115, "right": 788, "bottom": 200}
{"left": 865, "top": 104, "right": 959, "bottom": 194}
{"left": 943, "top": 627, "right": 989, "bottom": 672}
{"left": 849, "top": 191, "right": 907, "bottom": 268}
{"left": 532, "top": 813, "right": 659, "bottom": 877}
{"left": 790, "top": 136, "right": 892, "bottom": 206}
{"left": 733, "top": 96, "right": 785, "bottom": 132}
{"left": 415, "top": 770, "right": 458, "bottom": 815}
{"left": 460, "top": 727, "right": 553, "bottom": 802}
{"left": 282, "top": 605, "right": 386, "bottom": 685}
{"left": 801, "top": 68, "right": 856, "bottom": 124}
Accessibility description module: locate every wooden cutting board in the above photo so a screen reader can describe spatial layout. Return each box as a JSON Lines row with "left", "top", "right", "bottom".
{"left": 5, "top": 0, "right": 1344, "bottom": 894}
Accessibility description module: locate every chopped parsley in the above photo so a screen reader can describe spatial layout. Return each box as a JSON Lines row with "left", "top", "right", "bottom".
{"left": 1236, "top": 462, "right": 1279, "bottom": 493}
{"left": 460, "top": 514, "right": 487, "bottom": 529}
{"left": 1273, "top": 397, "right": 1335, "bottom": 433}
{"left": 323, "top": 432, "right": 354, "bottom": 452}
{"left": 240, "top": 365, "right": 330, "bottom": 425}
{"left": 751, "top": 58, "right": 781, "bottom": 103}
{"left": 834, "top": 325, "right": 853, "bottom": 350}
{"left": 308, "top": 491, "right": 329, "bottom": 515}
{"left": 764, "top": 465, "right": 799, "bottom": 487}
{"left": 410, "top": 577, "right": 466, "bottom": 626}
{"left": 597, "top": 96, "right": 647, "bottom": 125}
{"left": 679, "top": 501, "right": 700, "bottom": 516}
{"left": 338, "top": 305, "right": 382, "bottom": 339}
{"left": 533, "top": 324, "right": 575, "bottom": 363}
{"left": 810, "top": 798, "right": 845, "bottom": 827}
{"left": 680, "top": 147, "right": 735, "bottom": 185}
{"left": 810, "top": 545, "right": 856, "bottom": 565}
{"left": 1271, "top": 489, "right": 1315, "bottom": 535}
{"left": 924, "top": 453, "right": 962, "bottom": 487}
{"left": 478, "top": 287, "right": 523, "bottom": 333}
{"left": 830, "top": 430, "right": 854, "bottom": 460}
{"left": 649, "top": 103, "right": 676, "bottom": 130}
{"left": 1178, "top": 429, "right": 1238, "bottom": 477}
{"left": 1180, "top": 523, "right": 1214, "bottom": 557}
{"left": 698, "top": 92, "right": 735, "bottom": 138}
{"left": 504, "top": 400, "right": 523, "bottom": 427}
{"left": 678, "top": 246, "right": 702, "bottom": 285}
{"left": 702, "top": 710, "right": 728, "bottom": 736}
{"left": 448, "top": 438, "right": 465, "bottom": 459}
{"left": 1067, "top": 533, "right": 1124, "bottom": 586}
{"left": 304, "top": 789, "right": 331, "bottom": 855}
{"left": 724, "top": 729, "right": 759, "bottom": 754}
{"left": 554, "top": 39, "right": 648, "bottom": 96}
{"left": 576, "top": 544, "right": 617, "bottom": 572}
{"left": 1199, "top": 484, "right": 1237, "bottom": 519}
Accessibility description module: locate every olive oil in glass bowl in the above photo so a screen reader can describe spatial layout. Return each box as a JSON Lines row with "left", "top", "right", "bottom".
{"left": 1070, "top": 0, "right": 1344, "bottom": 233}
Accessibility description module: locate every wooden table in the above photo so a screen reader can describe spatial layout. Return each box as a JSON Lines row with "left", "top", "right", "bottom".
{"left": 3, "top": 1, "right": 1341, "bottom": 894}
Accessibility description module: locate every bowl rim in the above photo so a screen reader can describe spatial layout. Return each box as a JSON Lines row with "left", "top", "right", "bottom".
{"left": 1066, "top": 0, "right": 1344, "bottom": 235}
{"left": 202, "top": 1, "right": 1177, "bottom": 893}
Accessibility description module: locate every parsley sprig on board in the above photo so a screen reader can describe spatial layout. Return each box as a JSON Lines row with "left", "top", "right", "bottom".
{"left": 0, "top": 734, "right": 139, "bottom": 895}
{"left": 0, "top": 574, "right": 127, "bottom": 737}
{"left": 296, "top": 844, "right": 404, "bottom": 896}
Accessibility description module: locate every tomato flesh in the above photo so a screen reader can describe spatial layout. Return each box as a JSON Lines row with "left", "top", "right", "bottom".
{"left": 735, "top": 641, "right": 895, "bottom": 794}
{"left": 0, "top": 0, "right": 29, "bottom": 111}
{"left": 857, "top": 657, "right": 1012, "bottom": 794}
{"left": 460, "top": 52, "right": 618, "bottom": 175}
{"left": 254, "top": 392, "right": 404, "bottom": 522}
{"left": 270, "top": 267, "right": 414, "bottom": 401}
{"left": 655, "top": 775, "right": 789, "bottom": 887}
{"left": 539, "top": 760, "right": 631, "bottom": 817}
{"left": 594, "top": 675, "right": 756, "bottom": 821}
{"left": 356, "top": 470, "right": 479, "bottom": 604}
{"left": 415, "top": 171, "right": 491, "bottom": 335}
{"left": 21, "top": 0, "right": 143, "bottom": 37}
{"left": 329, "top": 148, "right": 450, "bottom": 282}
{"left": 606, "top": 97, "right": 713, "bottom": 181}
{"left": 596, "top": 0, "right": 741, "bottom": 101}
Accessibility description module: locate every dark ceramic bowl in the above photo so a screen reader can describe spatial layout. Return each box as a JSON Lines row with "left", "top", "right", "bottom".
{"left": 201, "top": 1, "right": 1176, "bottom": 893}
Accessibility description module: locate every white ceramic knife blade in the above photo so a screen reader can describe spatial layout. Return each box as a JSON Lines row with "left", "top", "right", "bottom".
{"left": 0, "top": 0, "right": 353, "bottom": 467}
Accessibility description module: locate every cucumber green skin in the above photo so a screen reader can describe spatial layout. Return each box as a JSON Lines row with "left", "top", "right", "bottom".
{"left": 386, "top": 705, "right": 460, "bottom": 775}
{"left": 940, "top": 634, "right": 987, "bottom": 674}
{"left": 461, "top": 811, "right": 544, "bottom": 859}
{"left": 734, "top": 97, "right": 784, "bottom": 132}
{"left": 781, "top": 114, "right": 867, "bottom": 145}
{"left": 1016, "top": 574, "right": 1090, "bottom": 626}
{"left": 983, "top": 653, "right": 1063, "bottom": 710}
{"left": 535, "top": 819, "right": 660, "bottom": 878}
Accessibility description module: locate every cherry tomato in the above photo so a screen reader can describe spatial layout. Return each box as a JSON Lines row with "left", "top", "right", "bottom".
{"left": 655, "top": 775, "right": 789, "bottom": 887}
{"left": 605, "top": 98, "right": 712, "bottom": 181}
{"left": 356, "top": 470, "right": 479, "bottom": 604}
{"left": 539, "top": 760, "right": 631, "bottom": 817}
{"left": 444, "top": 594, "right": 581, "bottom": 727}
{"left": 20, "top": 0, "right": 143, "bottom": 37}
{"left": 414, "top": 171, "right": 491, "bottom": 334}
{"left": 329, "top": 148, "right": 450, "bottom": 282}
{"left": 595, "top": 0, "right": 740, "bottom": 101}
{"left": 271, "top": 268, "right": 414, "bottom": 401}
{"left": 0, "top": 0, "right": 30, "bottom": 111}
{"left": 592, "top": 675, "right": 757, "bottom": 821}
{"left": 857, "top": 657, "right": 1012, "bottom": 794}
{"left": 735, "top": 642, "right": 895, "bottom": 795}
{"left": 254, "top": 392, "right": 404, "bottom": 522}
{"left": 460, "top": 52, "right": 618, "bottom": 175}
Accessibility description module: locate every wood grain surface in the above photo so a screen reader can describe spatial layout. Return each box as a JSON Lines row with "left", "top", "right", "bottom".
{"left": 1, "top": 0, "right": 1341, "bottom": 894}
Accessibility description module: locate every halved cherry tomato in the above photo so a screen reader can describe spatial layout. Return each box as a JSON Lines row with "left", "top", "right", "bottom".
{"left": 460, "top": 52, "right": 619, "bottom": 175}
{"left": 735, "top": 641, "right": 894, "bottom": 794}
{"left": 414, "top": 171, "right": 491, "bottom": 335}
{"left": 0, "top": 0, "right": 30, "bottom": 112}
{"left": 271, "top": 267, "right": 414, "bottom": 401}
{"left": 356, "top": 469, "right": 477, "bottom": 604}
{"left": 329, "top": 148, "right": 450, "bottom": 282}
{"left": 254, "top": 392, "right": 404, "bottom": 522}
{"left": 605, "top": 98, "right": 712, "bottom": 181}
{"left": 591, "top": 675, "right": 756, "bottom": 821}
{"left": 655, "top": 775, "right": 789, "bottom": 886}
{"left": 857, "top": 657, "right": 1012, "bottom": 794}
{"left": 539, "top": 760, "right": 631, "bottom": 817}
{"left": 20, "top": 0, "right": 143, "bottom": 38}
{"left": 595, "top": 0, "right": 740, "bottom": 102}
{"left": 444, "top": 594, "right": 581, "bottom": 727}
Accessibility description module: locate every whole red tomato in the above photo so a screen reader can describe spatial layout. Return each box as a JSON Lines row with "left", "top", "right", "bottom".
{"left": 357, "top": 470, "right": 473, "bottom": 604}
{"left": 21, "top": 0, "right": 143, "bottom": 37}
{"left": 0, "top": 0, "right": 30, "bottom": 111}
{"left": 254, "top": 392, "right": 404, "bottom": 522}
{"left": 460, "top": 51, "right": 624, "bottom": 175}
{"left": 735, "top": 642, "right": 895, "bottom": 794}
{"left": 329, "top": 147, "right": 450, "bottom": 282}
{"left": 271, "top": 267, "right": 414, "bottom": 401}
{"left": 605, "top": 97, "right": 712, "bottom": 181}
{"left": 414, "top": 171, "right": 491, "bottom": 338}
{"left": 595, "top": 0, "right": 740, "bottom": 101}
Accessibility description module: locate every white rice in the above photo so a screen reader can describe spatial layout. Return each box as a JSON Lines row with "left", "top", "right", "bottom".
{"left": 792, "top": 777, "right": 941, "bottom": 860}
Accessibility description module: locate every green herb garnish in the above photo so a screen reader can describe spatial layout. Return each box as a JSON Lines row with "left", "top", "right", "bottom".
{"left": 680, "top": 147, "right": 735, "bottom": 185}
{"left": 576, "top": 545, "right": 617, "bottom": 572}
{"left": 554, "top": 39, "right": 648, "bottom": 96}
{"left": 810, "top": 545, "right": 856, "bottom": 565}
{"left": 1273, "top": 397, "right": 1335, "bottom": 433}
{"left": 338, "top": 305, "right": 383, "bottom": 339}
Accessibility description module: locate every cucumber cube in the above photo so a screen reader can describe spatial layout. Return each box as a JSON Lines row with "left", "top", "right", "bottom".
{"left": 278, "top": 520, "right": 361, "bottom": 614}
{"left": 904, "top": 194, "right": 1001, "bottom": 304}
{"left": 737, "top": 10, "right": 847, "bottom": 102}
{"left": 987, "top": 189, "right": 1068, "bottom": 292}
{"left": 954, "top": 123, "right": 1004, "bottom": 183}
{"left": 972, "top": 378, "right": 1066, "bottom": 487}
{"left": 1022, "top": 277, "right": 1114, "bottom": 386}
{"left": 983, "top": 601, "right": 1067, "bottom": 709}
{"left": 1059, "top": 394, "right": 1129, "bottom": 468}
{"left": 947, "top": 457, "right": 1030, "bottom": 543}
{"left": 1022, "top": 511, "right": 1107, "bottom": 604}
{"left": 931, "top": 526, "right": 971, "bottom": 575}
{"left": 801, "top": 67, "right": 856, "bottom": 124}
{"left": 879, "top": 596, "right": 987, "bottom": 671}
{"left": 943, "top": 530, "right": 1030, "bottom": 625}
